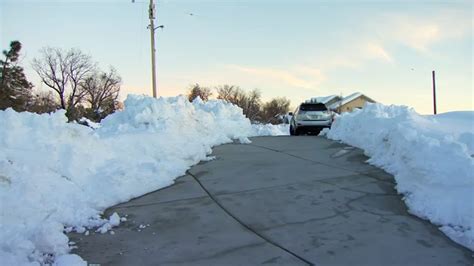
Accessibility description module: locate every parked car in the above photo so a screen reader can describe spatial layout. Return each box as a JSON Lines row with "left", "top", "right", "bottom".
{"left": 289, "top": 103, "right": 333, "bottom": 135}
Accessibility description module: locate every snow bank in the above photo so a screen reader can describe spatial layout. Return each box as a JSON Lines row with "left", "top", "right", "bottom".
{"left": 0, "top": 95, "right": 282, "bottom": 265}
{"left": 250, "top": 123, "right": 289, "bottom": 136}
{"left": 325, "top": 103, "right": 474, "bottom": 250}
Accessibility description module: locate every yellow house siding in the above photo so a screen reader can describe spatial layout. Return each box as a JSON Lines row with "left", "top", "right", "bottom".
{"left": 340, "top": 96, "right": 375, "bottom": 113}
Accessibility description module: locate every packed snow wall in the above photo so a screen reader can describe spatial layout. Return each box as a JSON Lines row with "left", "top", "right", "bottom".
{"left": 0, "top": 95, "right": 287, "bottom": 265}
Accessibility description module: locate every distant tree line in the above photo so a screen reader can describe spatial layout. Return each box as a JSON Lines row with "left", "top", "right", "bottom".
{"left": 0, "top": 41, "right": 121, "bottom": 122}
{"left": 1, "top": 40, "right": 289, "bottom": 124}
{"left": 187, "top": 83, "right": 290, "bottom": 124}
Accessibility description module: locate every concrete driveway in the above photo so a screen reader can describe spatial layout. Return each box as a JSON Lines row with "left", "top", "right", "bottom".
{"left": 70, "top": 136, "right": 473, "bottom": 266}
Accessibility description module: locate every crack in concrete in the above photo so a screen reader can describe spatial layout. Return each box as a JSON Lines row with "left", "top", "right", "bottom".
{"left": 313, "top": 174, "right": 377, "bottom": 187}
{"left": 248, "top": 143, "right": 400, "bottom": 193}
{"left": 259, "top": 192, "right": 404, "bottom": 232}
{"left": 160, "top": 241, "right": 267, "bottom": 264}
{"left": 363, "top": 171, "right": 396, "bottom": 184}
{"left": 260, "top": 209, "right": 352, "bottom": 231}
{"left": 113, "top": 195, "right": 210, "bottom": 209}
{"left": 114, "top": 171, "right": 393, "bottom": 210}
{"left": 187, "top": 171, "right": 314, "bottom": 266}
{"left": 203, "top": 172, "right": 368, "bottom": 197}
{"left": 249, "top": 142, "right": 397, "bottom": 182}
{"left": 345, "top": 193, "right": 406, "bottom": 218}
{"left": 338, "top": 185, "right": 398, "bottom": 196}
{"left": 270, "top": 189, "right": 407, "bottom": 228}
{"left": 249, "top": 143, "right": 375, "bottom": 175}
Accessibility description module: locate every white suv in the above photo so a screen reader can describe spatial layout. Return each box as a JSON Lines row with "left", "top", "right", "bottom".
{"left": 289, "top": 103, "right": 333, "bottom": 135}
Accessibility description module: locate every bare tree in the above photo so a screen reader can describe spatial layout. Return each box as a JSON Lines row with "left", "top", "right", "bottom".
{"left": 216, "top": 84, "right": 239, "bottom": 102}
{"left": 66, "top": 49, "right": 95, "bottom": 111}
{"left": 215, "top": 85, "right": 248, "bottom": 104}
{"left": 28, "top": 91, "right": 59, "bottom": 114}
{"left": 241, "top": 89, "right": 262, "bottom": 121}
{"left": 32, "top": 47, "right": 95, "bottom": 119}
{"left": 261, "top": 97, "right": 291, "bottom": 124}
{"left": 216, "top": 85, "right": 262, "bottom": 121}
{"left": 80, "top": 67, "right": 121, "bottom": 121}
{"left": 187, "top": 83, "right": 212, "bottom": 102}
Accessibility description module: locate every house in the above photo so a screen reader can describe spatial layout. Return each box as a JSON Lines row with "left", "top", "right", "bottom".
{"left": 308, "top": 92, "right": 376, "bottom": 113}
{"left": 329, "top": 92, "right": 376, "bottom": 113}
{"left": 307, "top": 95, "right": 342, "bottom": 107}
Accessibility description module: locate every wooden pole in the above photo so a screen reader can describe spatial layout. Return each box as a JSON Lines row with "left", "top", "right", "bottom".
{"left": 149, "top": 0, "right": 157, "bottom": 98}
{"left": 432, "top": 70, "right": 437, "bottom": 115}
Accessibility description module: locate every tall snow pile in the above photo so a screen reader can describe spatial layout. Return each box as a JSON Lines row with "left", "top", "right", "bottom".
{"left": 325, "top": 103, "right": 474, "bottom": 250}
{"left": 0, "top": 95, "right": 285, "bottom": 265}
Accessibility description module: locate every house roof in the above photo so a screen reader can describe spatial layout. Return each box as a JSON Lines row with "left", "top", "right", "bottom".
{"left": 308, "top": 95, "right": 340, "bottom": 104}
{"left": 328, "top": 92, "right": 375, "bottom": 109}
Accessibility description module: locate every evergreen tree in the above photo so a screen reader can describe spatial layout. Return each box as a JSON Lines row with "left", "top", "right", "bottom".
{"left": 0, "top": 41, "right": 33, "bottom": 111}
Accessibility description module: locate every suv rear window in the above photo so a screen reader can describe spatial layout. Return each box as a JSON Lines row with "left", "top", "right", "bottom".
{"left": 299, "top": 103, "right": 327, "bottom": 111}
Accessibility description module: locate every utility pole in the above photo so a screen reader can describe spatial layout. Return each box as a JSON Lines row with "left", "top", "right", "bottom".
{"left": 132, "top": 0, "right": 165, "bottom": 98}
{"left": 134, "top": 0, "right": 163, "bottom": 98}
{"left": 432, "top": 70, "right": 437, "bottom": 115}
{"left": 148, "top": 0, "right": 158, "bottom": 98}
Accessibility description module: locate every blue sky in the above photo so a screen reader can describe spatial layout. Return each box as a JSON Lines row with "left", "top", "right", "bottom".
{"left": 1, "top": 0, "right": 472, "bottom": 114}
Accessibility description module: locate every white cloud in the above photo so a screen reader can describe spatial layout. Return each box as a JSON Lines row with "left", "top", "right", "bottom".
{"left": 378, "top": 10, "right": 471, "bottom": 53}
{"left": 314, "top": 9, "right": 472, "bottom": 72}
{"left": 365, "top": 42, "right": 393, "bottom": 63}
{"left": 384, "top": 18, "right": 442, "bottom": 53}
{"left": 226, "top": 65, "right": 325, "bottom": 89}
{"left": 324, "top": 56, "right": 362, "bottom": 70}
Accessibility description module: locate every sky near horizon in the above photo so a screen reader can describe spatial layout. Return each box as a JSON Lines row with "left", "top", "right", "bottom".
{"left": 1, "top": 0, "right": 472, "bottom": 114}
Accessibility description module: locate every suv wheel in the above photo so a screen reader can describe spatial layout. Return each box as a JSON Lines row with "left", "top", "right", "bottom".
{"left": 294, "top": 127, "right": 300, "bottom": 136}
{"left": 290, "top": 126, "right": 295, "bottom": 136}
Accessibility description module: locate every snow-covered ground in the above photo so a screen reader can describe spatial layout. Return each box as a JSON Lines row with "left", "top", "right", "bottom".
{"left": 323, "top": 103, "right": 474, "bottom": 250}
{"left": 250, "top": 123, "right": 289, "bottom": 136}
{"left": 0, "top": 95, "right": 287, "bottom": 265}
